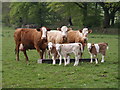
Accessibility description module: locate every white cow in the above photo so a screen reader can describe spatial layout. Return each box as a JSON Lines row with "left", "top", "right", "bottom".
{"left": 48, "top": 42, "right": 83, "bottom": 66}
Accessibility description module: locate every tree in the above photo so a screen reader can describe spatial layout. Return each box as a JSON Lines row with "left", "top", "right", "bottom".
{"left": 2, "top": 2, "right": 11, "bottom": 26}
{"left": 98, "top": 2, "right": 120, "bottom": 28}
{"left": 9, "top": 2, "right": 56, "bottom": 28}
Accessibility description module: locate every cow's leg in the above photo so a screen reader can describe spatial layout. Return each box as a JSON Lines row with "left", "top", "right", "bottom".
{"left": 15, "top": 43, "right": 20, "bottom": 61}
{"left": 23, "top": 50, "right": 29, "bottom": 64}
{"left": 43, "top": 50, "right": 46, "bottom": 59}
{"left": 59, "top": 55, "right": 62, "bottom": 65}
{"left": 66, "top": 55, "right": 70, "bottom": 65}
{"left": 64, "top": 56, "right": 67, "bottom": 66}
{"left": 40, "top": 50, "right": 45, "bottom": 59}
{"left": 52, "top": 54, "right": 56, "bottom": 65}
{"left": 35, "top": 46, "right": 42, "bottom": 63}
{"left": 94, "top": 55, "right": 98, "bottom": 64}
{"left": 90, "top": 54, "right": 93, "bottom": 63}
{"left": 47, "top": 50, "right": 51, "bottom": 59}
{"left": 74, "top": 55, "right": 80, "bottom": 66}
{"left": 101, "top": 55, "right": 105, "bottom": 63}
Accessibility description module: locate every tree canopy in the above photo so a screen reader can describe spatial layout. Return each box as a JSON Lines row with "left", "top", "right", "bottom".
{"left": 2, "top": 2, "right": 120, "bottom": 29}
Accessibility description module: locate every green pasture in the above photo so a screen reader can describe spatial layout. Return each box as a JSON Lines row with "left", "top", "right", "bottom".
{"left": 2, "top": 27, "right": 118, "bottom": 88}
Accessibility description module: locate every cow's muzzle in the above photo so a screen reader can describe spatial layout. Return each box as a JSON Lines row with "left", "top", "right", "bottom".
{"left": 41, "top": 37, "right": 47, "bottom": 40}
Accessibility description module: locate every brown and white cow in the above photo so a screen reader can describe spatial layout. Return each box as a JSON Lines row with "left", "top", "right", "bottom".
{"left": 48, "top": 42, "right": 58, "bottom": 65}
{"left": 67, "top": 28, "right": 92, "bottom": 48}
{"left": 87, "top": 42, "right": 108, "bottom": 64}
{"left": 14, "top": 27, "right": 49, "bottom": 64}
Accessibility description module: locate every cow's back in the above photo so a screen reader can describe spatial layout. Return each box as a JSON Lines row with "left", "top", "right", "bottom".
{"left": 14, "top": 28, "right": 43, "bottom": 50}
{"left": 67, "top": 30, "right": 83, "bottom": 43}
{"left": 47, "top": 31, "right": 63, "bottom": 44}
{"left": 98, "top": 43, "right": 108, "bottom": 54}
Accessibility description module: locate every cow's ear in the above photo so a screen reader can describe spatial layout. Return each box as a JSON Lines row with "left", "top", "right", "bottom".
{"left": 57, "top": 28, "right": 61, "bottom": 31}
{"left": 88, "top": 30, "right": 92, "bottom": 33}
{"left": 79, "top": 30, "right": 82, "bottom": 33}
{"left": 67, "top": 28, "right": 72, "bottom": 31}
{"left": 91, "top": 43, "right": 94, "bottom": 46}
{"left": 36, "top": 28, "right": 41, "bottom": 31}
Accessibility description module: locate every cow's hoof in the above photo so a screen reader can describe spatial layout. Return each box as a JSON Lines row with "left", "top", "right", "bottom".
{"left": 37, "top": 59, "right": 42, "bottom": 63}
{"left": 59, "top": 63, "right": 62, "bottom": 65}
{"left": 101, "top": 61, "right": 104, "bottom": 63}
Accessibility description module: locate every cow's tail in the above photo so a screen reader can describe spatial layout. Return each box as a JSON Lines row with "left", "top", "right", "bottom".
{"left": 107, "top": 46, "right": 109, "bottom": 50}
{"left": 15, "top": 48, "right": 16, "bottom": 54}
{"left": 106, "top": 43, "right": 109, "bottom": 50}
{"left": 79, "top": 43, "right": 83, "bottom": 53}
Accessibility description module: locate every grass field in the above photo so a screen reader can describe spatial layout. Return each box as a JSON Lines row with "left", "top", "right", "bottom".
{"left": 2, "top": 27, "right": 119, "bottom": 88}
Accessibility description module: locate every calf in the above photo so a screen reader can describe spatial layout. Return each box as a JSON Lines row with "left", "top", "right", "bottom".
{"left": 14, "top": 27, "right": 49, "bottom": 64}
{"left": 56, "top": 43, "right": 83, "bottom": 66}
{"left": 87, "top": 42, "right": 108, "bottom": 64}
{"left": 48, "top": 42, "right": 58, "bottom": 65}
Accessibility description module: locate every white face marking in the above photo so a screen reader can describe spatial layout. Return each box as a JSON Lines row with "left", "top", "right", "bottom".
{"left": 87, "top": 43, "right": 92, "bottom": 51}
{"left": 94, "top": 44, "right": 99, "bottom": 53}
{"left": 48, "top": 42, "right": 53, "bottom": 50}
{"left": 41, "top": 27, "right": 47, "bottom": 38}
{"left": 61, "top": 26, "right": 68, "bottom": 37}
{"left": 82, "top": 28, "right": 89, "bottom": 38}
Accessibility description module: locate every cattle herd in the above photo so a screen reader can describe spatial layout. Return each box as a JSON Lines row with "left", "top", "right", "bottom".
{"left": 14, "top": 26, "right": 108, "bottom": 66}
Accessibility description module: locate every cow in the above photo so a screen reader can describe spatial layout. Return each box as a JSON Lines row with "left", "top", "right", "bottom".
{"left": 14, "top": 27, "right": 50, "bottom": 64}
{"left": 87, "top": 42, "right": 108, "bottom": 64}
{"left": 47, "top": 26, "right": 71, "bottom": 44}
{"left": 48, "top": 42, "right": 58, "bottom": 65}
{"left": 48, "top": 42, "right": 83, "bottom": 66}
{"left": 67, "top": 28, "right": 92, "bottom": 49}
{"left": 46, "top": 26, "right": 71, "bottom": 59}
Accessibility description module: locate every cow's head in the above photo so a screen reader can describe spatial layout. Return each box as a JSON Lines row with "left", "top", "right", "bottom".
{"left": 48, "top": 42, "right": 53, "bottom": 50}
{"left": 87, "top": 43, "right": 95, "bottom": 51}
{"left": 79, "top": 28, "right": 92, "bottom": 40}
{"left": 87, "top": 43, "right": 92, "bottom": 50}
{"left": 57, "top": 26, "right": 72, "bottom": 41}
{"left": 40, "top": 27, "right": 51, "bottom": 39}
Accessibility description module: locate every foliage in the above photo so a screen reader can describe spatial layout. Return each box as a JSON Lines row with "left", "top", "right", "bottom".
{"left": 98, "top": 2, "right": 120, "bottom": 28}
{"left": 9, "top": 2, "right": 60, "bottom": 28}
{"left": 2, "top": 2, "right": 120, "bottom": 28}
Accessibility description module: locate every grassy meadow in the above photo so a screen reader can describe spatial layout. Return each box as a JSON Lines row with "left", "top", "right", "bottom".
{"left": 2, "top": 27, "right": 119, "bottom": 88}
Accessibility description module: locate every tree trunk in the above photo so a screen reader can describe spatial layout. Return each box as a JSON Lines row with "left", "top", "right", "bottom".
{"left": 95, "top": 3, "right": 98, "bottom": 16}
{"left": 82, "top": 3, "right": 88, "bottom": 27}
{"left": 110, "top": 13, "right": 115, "bottom": 26}
{"left": 103, "top": 10, "right": 110, "bottom": 28}
{"left": 68, "top": 16, "right": 73, "bottom": 26}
